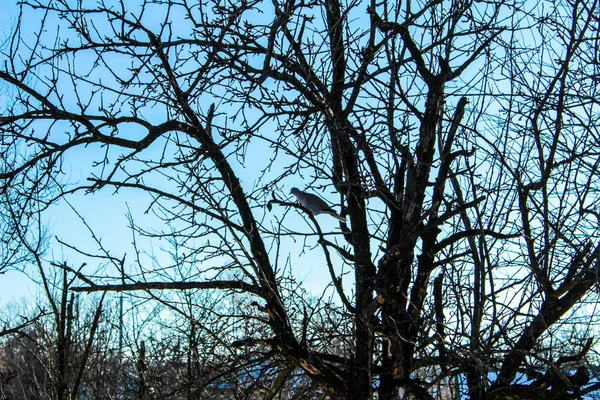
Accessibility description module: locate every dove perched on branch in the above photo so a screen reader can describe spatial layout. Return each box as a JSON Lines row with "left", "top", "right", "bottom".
{"left": 290, "top": 187, "right": 346, "bottom": 223}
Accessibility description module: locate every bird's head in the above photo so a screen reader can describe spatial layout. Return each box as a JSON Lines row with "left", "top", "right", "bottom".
{"left": 290, "top": 187, "right": 300, "bottom": 195}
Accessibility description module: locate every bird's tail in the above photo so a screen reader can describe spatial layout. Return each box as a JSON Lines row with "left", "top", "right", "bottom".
{"left": 325, "top": 210, "right": 346, "bottom": 223}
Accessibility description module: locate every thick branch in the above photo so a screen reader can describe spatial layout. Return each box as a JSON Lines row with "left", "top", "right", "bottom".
{"left": 71, "top": 280, "right": 265, "bottom": 295}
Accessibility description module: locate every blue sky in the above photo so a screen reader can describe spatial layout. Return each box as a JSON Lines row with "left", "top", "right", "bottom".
{"left": 0, "top": 0, "right": 355, "bottom": 310}
{"left": 3, "top": 0, "right": 596, "bottom": 342}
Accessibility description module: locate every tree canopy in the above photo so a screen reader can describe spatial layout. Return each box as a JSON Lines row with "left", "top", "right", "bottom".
{"left": 2, "top": 0, "right": 600, "bottom": 399}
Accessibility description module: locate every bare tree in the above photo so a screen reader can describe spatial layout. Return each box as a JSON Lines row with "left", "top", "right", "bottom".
{"left": 0, "top": 268, "right": 110, "bottom": 400}
{"left": 2, "top": 0, "right": 600, "bottom": 399}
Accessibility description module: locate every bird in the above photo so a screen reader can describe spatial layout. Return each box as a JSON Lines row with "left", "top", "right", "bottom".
{"left": 290, "top": 187, "right": 346, "bottom": 223}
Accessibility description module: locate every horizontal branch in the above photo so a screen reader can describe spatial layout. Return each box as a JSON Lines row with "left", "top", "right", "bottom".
{"left": 71, "top": 280, "right": 265, "bottom": 296}
{"left": 434, "top": 229, "right": 520, "bottom": 251}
